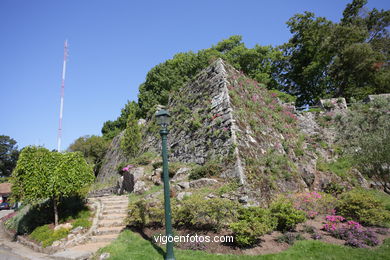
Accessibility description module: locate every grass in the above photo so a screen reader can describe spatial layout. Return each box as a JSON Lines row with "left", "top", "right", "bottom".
{"left": 97, "top": 230, "right": 390, "bottom": 260}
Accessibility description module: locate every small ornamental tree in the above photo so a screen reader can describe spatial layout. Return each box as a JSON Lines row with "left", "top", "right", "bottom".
{"left": 121, "top": 107, "right": 142, "bottom": 158}
{"left": 11, "top": 146, "right": 94, "bottom": 226}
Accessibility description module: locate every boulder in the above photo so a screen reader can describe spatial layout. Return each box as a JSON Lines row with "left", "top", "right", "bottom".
{"left": 134, "top": 181, "right": 148, "bottom": 195}
{"left": 176, "top": 192, "right": 192, "bottom": 201}
{"left": 172, "top": 167, "right": 191, "bottom": 181}
{"left": 189, "top": 178, "right": 218, "bottom": 189}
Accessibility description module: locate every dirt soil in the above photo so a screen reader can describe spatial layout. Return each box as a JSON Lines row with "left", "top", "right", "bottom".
{"left": 131, "top": 215, "right": 390, "bottom": 256}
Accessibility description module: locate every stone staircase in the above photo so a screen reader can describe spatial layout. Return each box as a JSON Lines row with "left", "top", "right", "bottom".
{"left": 51, "top": 195, "right": 128, "bottom": 260}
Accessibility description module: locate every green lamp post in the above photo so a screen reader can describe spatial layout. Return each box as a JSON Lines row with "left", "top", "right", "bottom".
{"left": 156, "top": 109, "right": 175, "bottom": 260}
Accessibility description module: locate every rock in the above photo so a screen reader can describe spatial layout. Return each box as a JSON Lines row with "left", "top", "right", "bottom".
{"left": 123, "top": 171, "right": 135, "bottom": 192}
{"left": 151, "top": 168, "right": 163, "bottom": 185}
{"left": 207, "top": 194, "right": 217, "bottom": 199}
{"left": 134, "top": 181, "right": 149, "bottom": 195}
{"left": 177, "top": 181, "right": 190, "bottom": 190}
{"left": 71, "top": 226, "right": 83, "bottom": 234}
{"left": 100, "top": 252, "right": 111, "bottom": 260}
{"left": 54, "top": 223, "right": 72, "bottom": 231}
{"left": 67, "top": 234, "right": 75, "bottom": 240}
{"left": 301, "top": 162, "right": 316, "bottom": 187}
{"left": 351, "top": 169, "right": 369, "bottom": 189}
{"left": 176, "top": 192, "right": 192, "bottom": 201}
{"left": 189, "top": 178, "right": 218, "bottom": 189}
{"left": 172, "top": 167, "right": 191, "bottom": 181}
{"left": 52, "top": 240, "right": 61, "bottom": 247}
{"left": 238, "top": 195, "right": 249, "bottom": 204}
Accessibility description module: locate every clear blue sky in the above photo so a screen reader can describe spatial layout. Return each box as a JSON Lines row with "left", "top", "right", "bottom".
{"left": 1, "top": 0, "right": 388, "bottom": 150}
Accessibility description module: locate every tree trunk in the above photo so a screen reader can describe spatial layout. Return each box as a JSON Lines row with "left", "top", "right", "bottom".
{"left": 53, "top": 197, "right": 59, "bottom": 226}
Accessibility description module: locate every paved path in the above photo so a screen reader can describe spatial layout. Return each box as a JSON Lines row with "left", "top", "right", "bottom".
{"left": 0, "top": 195, "right": 129, "bottom": 260}
{"left": 51, "top": 195, "right": 128, "bottom": 260}
{"left": 0, "top": 209, "right": 14, "bottom": 219}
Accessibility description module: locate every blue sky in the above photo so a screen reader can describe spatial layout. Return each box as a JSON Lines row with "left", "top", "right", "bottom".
{"left": 0, "top": 0, "right": 388, "bottom": 150}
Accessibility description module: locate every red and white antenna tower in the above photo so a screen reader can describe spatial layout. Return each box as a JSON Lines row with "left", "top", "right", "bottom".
{"left": 57, "top": 40, "right": 68, "bottom": 152}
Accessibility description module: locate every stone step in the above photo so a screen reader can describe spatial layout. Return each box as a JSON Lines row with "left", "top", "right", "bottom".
{"left": 102, "top": 210, "right": 127, "bottom": 215}
{"left": 99, "top": 214, "right": 127, "bottom": 220}
{"left": 93, "top": 226, "right": 124, "bottom": 235}
{"left": 103, "top": 205, "right": 128, "bottom": 211}
{"left": 101, "top": 201, "right": 128, "bottom": 207}
{"left": 89, "top": 234, "right": 119, "bottom": 243}
{"left": 70, "top": 241, "right": 111, "bottom": 253}
{"left": 98, "top": 220, "right": 125, "bottom": 227}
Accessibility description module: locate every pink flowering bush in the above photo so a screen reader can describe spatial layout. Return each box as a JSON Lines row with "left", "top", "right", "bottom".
{"left": 122, "top": 164, "right": 134, "bottom": 172}
{"left": 293, "top": 192, "right": 337, "bottom": 219}
{"left": 323, "top": 215, "right": 379, "bottom": 248}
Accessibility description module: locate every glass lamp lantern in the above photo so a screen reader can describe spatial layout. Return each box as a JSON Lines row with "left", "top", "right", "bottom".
{"left": 156, "top": 109, "right": 171, "bottom": 129}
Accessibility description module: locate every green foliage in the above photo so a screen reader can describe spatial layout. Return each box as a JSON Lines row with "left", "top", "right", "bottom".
{"left": 121, "top": 104, "right": 142, "bottom": 158}
{"left": 102, "top": 101, "right": 140, "bottom": 139}
{"left": 30, "top": 225, "right": 70, "bottom": 248}
{"left": 0, "top": 135, "right": 19, "bottom": 177}
{"left": 188, "top": 160, "right": 223, "bottom": 180}
{"left": 230, "top": 207, "right": 277, "bottom": 247}
{"left": 173, "top": 195, "right": 240, "bottom": 231}
{"left": 270, "top": 197, "right": 306, "bottom": 231}
{"left": 316, "top": 157, "right": 354, "bottom": 180}
{"left": 276, "top": 232, "right": 305, "bottom": 245}
{"left": 68, "top": 135, "right": 109, "bottom": 176}
{"left": 338, "top": 188, "right": 390, "bottom": 227}
{"left": 129, "top": 151, "right": 158, "bottom": 166}
{"left": 5, "top": 196, "right": 90, "bottom": 235}
{"left": 336, "top": 98, "right": 390, "bottom": 190}
{"left": 127, "top": 199, "right": 165, "bottom": 228}
{"left": 269, "top": 89, "right": 297, "bottom": 104}
{"left": 11, "top": 147, "right": 94, "bottom": 225}
{"left": 279, "top": 1, "right": 390, "bottom": 105}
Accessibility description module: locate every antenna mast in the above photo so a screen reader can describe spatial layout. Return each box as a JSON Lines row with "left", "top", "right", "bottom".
{"left": 57, "top": 40, "right": 68, "bottom": 152}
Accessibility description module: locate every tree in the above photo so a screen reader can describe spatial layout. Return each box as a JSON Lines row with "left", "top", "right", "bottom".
{"left": 68, "top": 135, "right": 109, "bottom": 176}
{"left": 120, "top": 106, "right": 142, "bottom": 158}
{"left": 0, "top": 135, "right": 19, "bottom": 177}
{"left": 11, "top": 147, "right": 94, "bottom": 225}
{"left": 336, "top": 97, "right": 390, "bottom": 192}
{"left": 279, "top": 0, "right": 389, "bottom": 105}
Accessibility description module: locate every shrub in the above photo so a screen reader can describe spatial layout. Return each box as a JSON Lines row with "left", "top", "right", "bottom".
{"left": 323, "top": 182, "right": 346, "bottom": 196}
{"left": 30, "top": 225, "right": 70, "bottom": 248}
{"left": 230, "top": 207, "right": 277, "bottom": 247}
{"left": 129, "top": 152, "right": 158, "bottom": 166}
{"left": 127, "top": 199, "right": 165, "bottom": 228}
{"left": 276, "top": 232, "right": 305, "bottom": 245}
{"left": 293, "top": 191, "right": 337, "bottom": 218}
{"left": 188, "top": 160, "right": 222, "bottom": 180}
{"left": 270, "top": 197, "right": 306, "bottom": 231}
{"left": 173, "top": 195, "right": 239, "bottom": 231}
{"left": 338, "top": 189, "right": 390, "bottom": 227}
{"left": 323, "top": 216, "right": 379, "bottom": 248}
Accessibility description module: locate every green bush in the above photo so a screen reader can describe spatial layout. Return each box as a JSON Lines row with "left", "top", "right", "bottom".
{"left": 130, "top": 152, "right": 158, "bottom": 166}
{"left": 30, "top": 225, "right": 70, "bottom": 248}
{"left": 230, "top": 207, "right": 277, "bottom": 247}
{"left": 127, "top": 199, "right": 164, "bottom": 228}
{"left": 189, "top": 160, "right": 222, "bottom": 180}
{"left": 338, "top": 188, "right": 390, "bottom": 227}
{"left": 270, "top": 197, "right": 306, "bottom": 231}
{"left": 173, "top": 195, "right": 239, "bottom": 231}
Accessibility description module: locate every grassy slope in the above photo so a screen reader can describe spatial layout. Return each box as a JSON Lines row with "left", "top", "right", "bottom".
{"left": 98, "top": 230, "right": 390, "bottom": 260}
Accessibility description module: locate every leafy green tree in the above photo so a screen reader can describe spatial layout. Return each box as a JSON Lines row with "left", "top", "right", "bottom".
{"left": 120, "top": 105, "right": 142, "bottom": 158}
{"left": 279, "top": 0, "right": 389, "bottom": 105}
{"left": 0, "top": 135, "right": 19, "bottom": 177}
{"left": 336, "top": 97, "right": 390, "bottom": 192}
{"left": 68, "top": 135, "right": 109, "bottom": 176}
{"left": 102, "top": 101, "right": 140, "bottom": 139}
{"left": 11, "top": 147, "right": 94, "bottom": 225}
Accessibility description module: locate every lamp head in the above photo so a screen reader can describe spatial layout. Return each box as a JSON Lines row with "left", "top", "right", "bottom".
{"left": 155, "top": 109, "right": 171, "bottom": 128}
